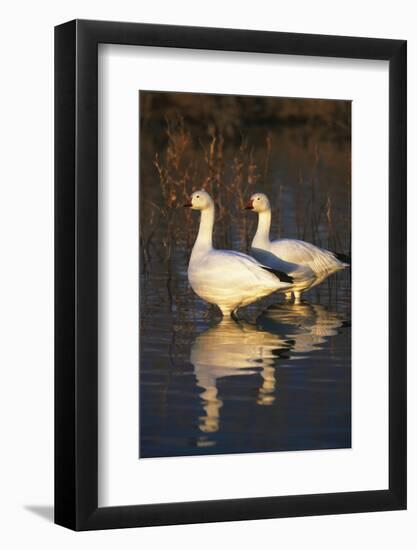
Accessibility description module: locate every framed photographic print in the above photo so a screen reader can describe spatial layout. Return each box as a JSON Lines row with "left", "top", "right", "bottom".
{"left": 55, "top": 20, "right": 406, "bottom": 530}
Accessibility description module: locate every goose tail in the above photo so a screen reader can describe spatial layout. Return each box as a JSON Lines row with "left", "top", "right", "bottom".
{"left": 333, "top": 252, "right": 351, "bottom": 266}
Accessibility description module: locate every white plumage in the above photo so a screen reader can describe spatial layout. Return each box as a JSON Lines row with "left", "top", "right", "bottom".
{"left": 246, "top": 193, "right": 349, "bottom": 302}
{"left": 184, "top": 190, "right": 292, "bottom": 317}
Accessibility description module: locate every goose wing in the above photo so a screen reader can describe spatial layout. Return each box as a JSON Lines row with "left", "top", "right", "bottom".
{"left": 250, "top": 246, "right": 315, "bottom": 282}
{"left": 270, "top": 239, "right": 346, "bottom": 275}
{"left": 196, "top": 250, "right": 292, "bottom": 291}
{"left": 218, "top": 250, "right": 293, "bottom": 285}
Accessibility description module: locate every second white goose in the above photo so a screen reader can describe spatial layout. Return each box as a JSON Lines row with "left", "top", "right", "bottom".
{"left": 245, "top": 193, "right": 349, "bottom": 303}
{"left": 184, "top": 190, "right": 293, "bottom": 318}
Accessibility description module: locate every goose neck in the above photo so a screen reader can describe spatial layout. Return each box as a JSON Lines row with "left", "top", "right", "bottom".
{"left": 253, "top": 209, "right": 271, "bottom": 248}
{"left": 193, "top": 205, "right": 214, "bottom": 253}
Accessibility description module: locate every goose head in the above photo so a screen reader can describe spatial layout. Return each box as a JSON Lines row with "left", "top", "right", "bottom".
{"left": 245, "top": 192, "right": 271, "bottom": 213}
{"left": 183, "top": 189, "right": 213, "bottom": 210}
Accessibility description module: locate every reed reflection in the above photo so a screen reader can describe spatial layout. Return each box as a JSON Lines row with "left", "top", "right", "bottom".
{"left": 190, "top": 302, "right": 346, "bottom": 447}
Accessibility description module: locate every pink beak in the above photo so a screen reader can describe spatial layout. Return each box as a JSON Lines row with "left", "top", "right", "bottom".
{"left": 244, "top": 199, "right": 254, "bottom": 210}
{"left": 183, "top": 200, "right": 193, "bottom": 208}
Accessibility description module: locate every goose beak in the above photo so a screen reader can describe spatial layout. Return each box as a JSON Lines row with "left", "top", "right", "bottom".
{"left": 244, "top": 199, "right": 254, "bottom": 210}
{"left": 183, "top": 200, "right": 193, "bottom": 208}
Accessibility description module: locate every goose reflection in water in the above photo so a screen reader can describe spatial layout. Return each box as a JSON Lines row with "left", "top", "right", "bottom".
{"left": 189, "top": 302, "right": 347, "bottom": 445}
{"left": 191, "top": 320, "right": 286, "bottom": 436}
{"left": 257, "top": 302, "right": 347, "bottom": 355}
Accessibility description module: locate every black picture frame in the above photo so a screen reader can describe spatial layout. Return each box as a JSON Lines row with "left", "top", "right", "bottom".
{"left": 55, "top": 19, "right": 407, "bottom": 531}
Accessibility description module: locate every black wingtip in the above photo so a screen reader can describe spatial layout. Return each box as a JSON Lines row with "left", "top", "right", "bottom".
{"left": 261, "top": 266, "right": 294, "bottom": 284}
{"left": 334, "top": 252, "right": 351, "bottom": 264}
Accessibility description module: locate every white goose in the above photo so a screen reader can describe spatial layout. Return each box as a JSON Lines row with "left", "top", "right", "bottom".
{"left": 184, "top": 190, "right": 293, "bottom": 318}
{"left": 246, "top": 193, "right": 349, "bottom": 303}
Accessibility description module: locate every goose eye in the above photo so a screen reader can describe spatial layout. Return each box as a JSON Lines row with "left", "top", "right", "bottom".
{"left": 257, "top": 197, "right": 260, "bottom": 200}
{"left": 196, "top": 195, "right": 200, "bottom": 198}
